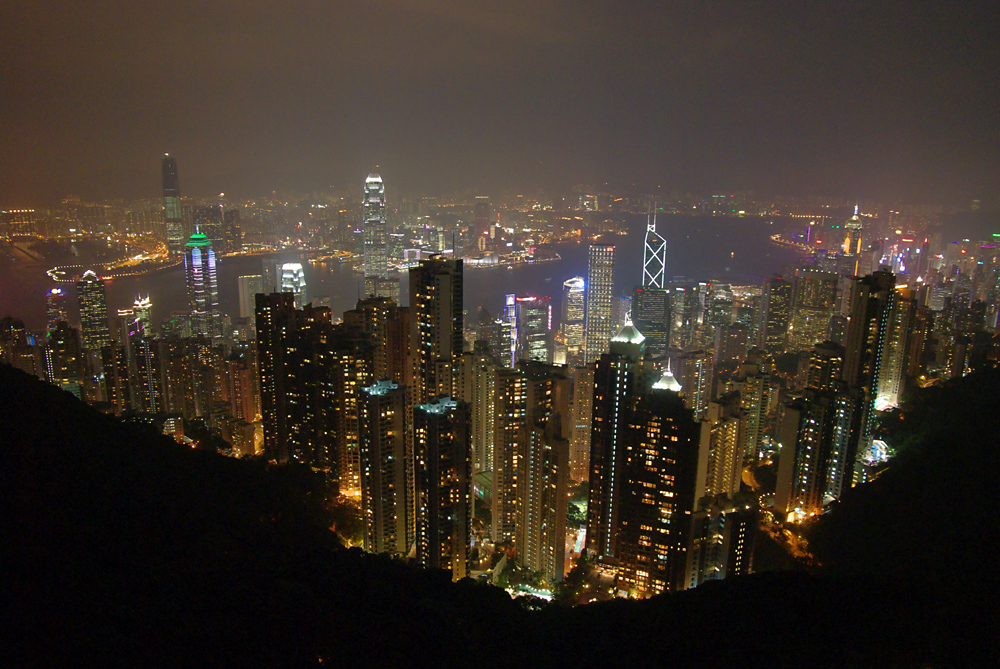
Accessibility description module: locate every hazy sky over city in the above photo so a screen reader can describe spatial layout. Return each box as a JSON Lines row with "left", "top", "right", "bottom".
{"left": 2, "top": 1, "right": 998, "bottom": 204}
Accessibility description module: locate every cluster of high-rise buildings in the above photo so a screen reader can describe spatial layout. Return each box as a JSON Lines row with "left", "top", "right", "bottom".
{"left": 3, "top": 163, "right": 1000, "bottom": 599}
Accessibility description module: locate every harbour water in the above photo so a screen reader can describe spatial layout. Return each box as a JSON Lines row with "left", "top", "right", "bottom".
{"left": 1, "top": 215, "right": 807, "bottom": 332}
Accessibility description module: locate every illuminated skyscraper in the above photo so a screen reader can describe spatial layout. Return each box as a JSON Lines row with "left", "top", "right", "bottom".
{"left": 788, "top": 269, "right": 839, "bottom": 352}
{"left": 616, "top": 383, "right": 700, "bottom": 596}
{"left": 586, "top": 321, "right": 651, "bottom": 561}
{"left": 643, "top": 211, "right": 667, "bottom": 289}
{"left": 516, "top": 296, "right": 552, "bottom": 363}
{"left": 632, "top": 286, "right": 669, "bottom": 358}
{"left": 363, "top": 173, "right": 389, "bottom": 283}
{"left": 584, "top": 244, "right": 615, "bottom": 363}
{"left": 842, "top": 269, "right": 896, "bottom": 481}
{"left": 46, "top": 288, "right": 69, "bottom": 331}
{"left": 696, "top": 393, "right": 744, "bottom": 502}
{"left": 359, "top": 380, "right": 411, "bottom": 555}
{"left": 76, "top": 270, "right": 111, "bottom": 351}
{"left": 280, "top": 263, "right": 308, "bottom": 309}
{"left": 414, "top": 396, "right": 472, "bottom": 581}
{"left": 409, "top": 256, "right": 463, "bottom": 405}
{"left": 184, "top": 232, "right": 221, "bottom": 340}
{"left": 162, "top": 154, "right": 184, "bottom": 254}
{"left": 561, "top": 277, "right": 585, "bottom": 358}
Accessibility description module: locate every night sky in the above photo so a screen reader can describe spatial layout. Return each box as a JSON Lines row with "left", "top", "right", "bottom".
{"left": 2, "top": 1, "right": 998, "bottom": 204}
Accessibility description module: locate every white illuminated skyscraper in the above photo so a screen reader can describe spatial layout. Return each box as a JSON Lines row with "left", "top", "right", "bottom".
{"left": 643, "top": 211, "right": 667, "bottom": 289}
{"left": 363, "top": 173, "right": 389, "bottom": 282}
{"left": 280, "top": 263, "right": 307, "bottom": 308}
{"left": 184, "top": 232, "right": 220, "bottom": 340}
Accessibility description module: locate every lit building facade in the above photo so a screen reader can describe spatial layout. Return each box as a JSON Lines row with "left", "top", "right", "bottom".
{"left": 184, "top": 233, "right": 221, "bottom": 341}
{"left": 363, "top": 173, "right": 389, "bottom": 282}
{"left": 76, "top": 270, "right": 111, "bottom": 351}
{"left": 584, "top": 244, "right": 616, "bottom": 364}
{"left": 162, "top": 154, "right": 184, "bottom": 254}
{"left": 280, "top": 262, "right": 308, "bottom": 309}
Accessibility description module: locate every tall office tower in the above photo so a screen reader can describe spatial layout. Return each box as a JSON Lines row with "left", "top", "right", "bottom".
{"left": 501, "top": 294, "right": 517, "bottom": 367}
{"left": 774, "top": 388, "right": 856, "bottom": 517}
{"left": 223, "top": 208, "right": 242, "bottom": 252}
{"left": 409, "top": 256, "right": 463, "bottom": 405}
{"left": 359, "top": 380, "right": 411, "bottom": 555}
{"left": 515, "top": 362, "right": 570, "bottom": 582}
{"left": 280, "top": 262, "right": 308, "bottom": 308}
{"left": 413, "top": 397, "right": 472, "bottom": 581}
{"left": 642, "top": 212, "right": 667, "bottom": 289}
{"left": 226, "top": 351, "right": 259, "bottom": 424}
{"left": 76, "top": 270, "right": 111, "bottom": 351}
{"left": 561, "top": 277, "right": 585, "bottom": 363}
{"left": 44, "top": 321, "right": 82, "bottom": 398}
{"left": 733, "top": 362, "right": 770, "bottom": 459}
{"left": 762, "top": 277, "right": 792, "bottom": 354}
{"left": 492, "top": 367, "right": 526, "bottom": 542}
{"left": 842, "top": 205, "right": 864, "bottom": 274}
{"left": 632, "top": 286, "right": 669, "bottom": 357}
{"left": 255, "top": 293, "right": 298, "bottom": 462}
{"left": 586, "top": 321, "right": 652, "bottom": 561}
{"left": 569, "top": 365, "right": 595, "bottom": 482}
{"left": 238, "top": 275, "right": 264, "bottom": 320}
{"left": 615, "top": 385, "right": 700, "bottom": 596}
{"left": 194, "top": 205, "right": 224, "bottom": 250}
{"left": 516, "top": 296, "right": 552, "bottom": 363}
{"left": 808, "top": 341, "right": 845, "bottom": 392}
{"left": 685, "top": 497, "right": 755, "bottom": 590}
{"left": 46, "top": 288, "right": 69, "bottom": 331}
{"left": 473, "top": 196, "right": 491, "bottom": 237}
{"left": 876, "top": 290, "right": 916, "bottom": 411}
{"left": 363, "top": 173, "right": 389, "bottom": 282}
{"left": 184, "top": 232, "right": 221, "bottom": 341}
{"left": 365, "top": 276, "right": 401, "bottom": 303}
{"left": 162, "top": 154, "right": 184, "bottom": 254}
{"left": 696, "top": 393, "right": 744, "bottom": 502}
{"left": 101, "top": 344, "right": 131, "bottom": 415}
{"left": 842, "top": 269, "right": 896, "bottom": 474}
{"left": 455, "top": 343, "right": 497, "bottom": 473}
{"left": 787, "top": 269, "right": 839, "bottom": 352}
{"left": 678, "top": 349, "right": 713, "bottom": 419}
{"left": 584, "top": 244, "right": 616, "bottom": 363}
{"left": 132, "top": 296, "right": 152, "bottom": 332}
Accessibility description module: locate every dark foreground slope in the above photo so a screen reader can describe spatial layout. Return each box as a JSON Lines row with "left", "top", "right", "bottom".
{"left": 3, "top": 364, "right": 997, "bottom": 667}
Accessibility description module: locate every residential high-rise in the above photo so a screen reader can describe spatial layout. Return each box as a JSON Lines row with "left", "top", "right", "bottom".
{"left": 409, "top": 256, "right": 463, "bottom": 405}
{"left": 569, "top": 366, "right": 595, "bottom": 482}
{"left": 363, "top": 173, "right": 389, "bottom": 282}
{"left": 46, "top": 288, "right": 69, "bottom": 331}
{"left": 642, "top": 211, "right": 667, "bottom": 289}
{"left": 586, "top": 321, "right": 652, "bottom": 561}
{"left": 515, "top": 362, "right": 570, "bottom": 583}
{"left": 733, "top": 361, "right": 771, "bottom": 458}
{"left": 76, "top": 270, "right": 111, "bottom": 350}
{"left": 414, "top": 396, "right": 472, "bottom": 581}
{"left": 685, "top": 497, "right": 755, "bottom": 590}
{"left": 184, "top": 232, "right": 221, "bottom": 340}
{"left": 162, "top": 154, "right": 184, "bottom": 254}
{"left": 455, "top": 343, "right": 498, "bottom": 473}
{"left": 584, "top": 244, "right": 615, "bottom": 363}
{"left": 280, "top": 263, "right": 308, "bottom": 309}
{"left": 678, "top": 349, "right": 713, "bottom": 419}
{"left": 876, "top": 290, "right": 916, "bottom": 411}
{"left": 696, "top": 393, "right": 744, "bottom": 502}
{"left": 359, "top": 380, "right": 411, "bottom": 555}
{"left": 616, "top": 384, "right": 700, "bottom": 596}
{"left": 44, "top": 321, "right": 82, "bottom": 399}
{"left": 492, "top": 366, "right": 526, "bottom": 543}
{"left": 842, "top": 269, "right": 896, "bottom": 479}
